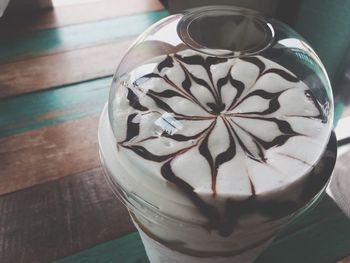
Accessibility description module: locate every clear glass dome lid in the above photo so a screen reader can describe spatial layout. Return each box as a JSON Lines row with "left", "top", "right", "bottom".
{"left": 108, "top": 6, "right": 334, "bottom": 198}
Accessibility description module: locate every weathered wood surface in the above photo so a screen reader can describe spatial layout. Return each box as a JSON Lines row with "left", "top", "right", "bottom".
{"left": 0, "top": 0, "right": 163, "bottom": 33}
{"left": 52, "top": 196, "right": 350, "bottom": 263}
{"left": 0, "top": 0, "right": 350, "bottom": 262}
{"left": 0, "top": 116, "right": 100, "bottom": 195}
{"left": 0, "top": 167, "right": 134, "bottom": 263}
{"left": 0, "top": 10, "right": 168, "bottom": 63}
{"left": 0, "top": 1, "right": 156, "bottom": 262}
{"left": 0, "top": 39, "right": 133, "bottom": 98}
{"left": 0, "top": 77, "right": 110, "bottom": 138}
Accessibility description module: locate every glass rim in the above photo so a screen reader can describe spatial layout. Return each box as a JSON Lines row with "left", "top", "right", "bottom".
{"left": 177, "top": 5, "right": 275, "bottom": 58}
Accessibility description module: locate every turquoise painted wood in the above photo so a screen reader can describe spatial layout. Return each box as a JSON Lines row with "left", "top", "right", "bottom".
{"left": 0, "top": 76, "right": 344, "bottom": 139}
{"left": 275, "top": 195, "right": 339, "bottom": 238}
{"left": 0, "top": 77, "right": 111, "bottom": 138}
{"left": 54, "top": 196, "right": 350, "bottom": 263}
{"left": 295, "top": 0, "right": 350, "bottom": 80}
{"left": 53, "top": 232, "right": 149, "bottom": 263}
{"left": 335, "top": 102, "right": 345, "bottom": 126}
{"left": 1, "top": 2, "right": 348, "bottom": 262}
{"left": 0, "top": 10, "right": 169, "bottom": 62}
{"left": 1, "top": 75, "right": 341, "bottom": 139}
{"left": 257, "top": 213, "right": 350, "bottom": 263}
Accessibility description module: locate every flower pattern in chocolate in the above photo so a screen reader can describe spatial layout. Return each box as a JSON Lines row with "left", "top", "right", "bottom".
{"left": 112, "top": 50, "right": 329, "bottom": 235}
{"left": 115, "top": 51, "right": 326, "bottom": 195}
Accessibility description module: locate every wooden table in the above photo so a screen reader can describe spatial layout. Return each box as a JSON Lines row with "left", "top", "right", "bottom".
{"left": 0, "top": 1, "right": 350, "bottom": 262}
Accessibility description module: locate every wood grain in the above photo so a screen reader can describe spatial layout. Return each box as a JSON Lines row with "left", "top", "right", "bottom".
{"left": 0, "top": 0, "right": 163, "bottom": 34}
{"left": 257, "top": 211, "right": 350, "bottom": 262}
{"left": 54, "top": 232, "right": 148, "bottom": 263}
{"left": 0, "top": 77, "right": 109, "bottom": 138}
{"left": 0, "top": 10, "right": 168, "bottom": 63}
{"left": 276, "top": 194, "right": 340, "bottom": 239}
{"left": 294, "top": 0, "right": 350, "bottom": 80}
{"left": 0, "top": 116, "right": 101, "bottom": 195}
{"left": 0, "top": 167, "right": 135, "bottom": 263}
{"left": 53, "top": 196, "right": 350, "bottom": 263}
{"left": 0, "top": 39, "right": 133, "bottom": 98}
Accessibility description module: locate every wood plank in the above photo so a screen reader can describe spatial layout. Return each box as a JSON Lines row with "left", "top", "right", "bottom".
{"left": 0, "top": 77, "right": 109, "bottom": 193}
{"left": 276, "top": 195, "right": 340, "bottom": 239}
{"left": 257, "top": 212, "right": 350, "bottom": 263}
{"left": 0, "top": 0, "right": 163, "bottom": 34}
{"left": 294, "top": 0, "right": 350, "bottom": 80}
{"left": 53, "top": 232, "right": 147, "bottom": 263}
{"left": 0, "top": 39, "right": 133, "bottom": 98}
{"left": 0, "top": 167, "right": 135, "bottom": 263}
{"left": 1, "top": 53, "right": 342, "bottom": 135}
{"left": 0, "top": 10, "right": 168, "bottom": 63}
{"left": 53, "top": 199, "right": 350, "bottom": 263}
{"left": 0, "top": 78, "right": 347, "bottom": 138}
{"left": 0, "top": 110, "right": 348, "bottom": 262}
{"left": 0, "top": 116, "right": 101, "bottom": 195}
{"left": 0, "top": 77, "right": 110, "bottom": 138}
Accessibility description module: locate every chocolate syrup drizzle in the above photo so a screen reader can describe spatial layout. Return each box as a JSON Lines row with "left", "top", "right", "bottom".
{"left": 116, "top": 52, "right": 332, "bottom": 236}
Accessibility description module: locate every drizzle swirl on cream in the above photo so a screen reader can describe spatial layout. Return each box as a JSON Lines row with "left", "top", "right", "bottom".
{"left": 112, "top": 50, "right": 330, "bottom": 235}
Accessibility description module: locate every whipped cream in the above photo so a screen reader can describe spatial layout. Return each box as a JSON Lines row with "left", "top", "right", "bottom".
{"left": 111, "top": 50, "right": 330, "bottom": 199}
{"left": 101, "top": 49, "right": 335, "bottom": 244}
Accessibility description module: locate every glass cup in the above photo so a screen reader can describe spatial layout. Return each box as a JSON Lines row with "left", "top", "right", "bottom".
{"left": 98, "top": 6, "right": 337, "bottom": 263}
